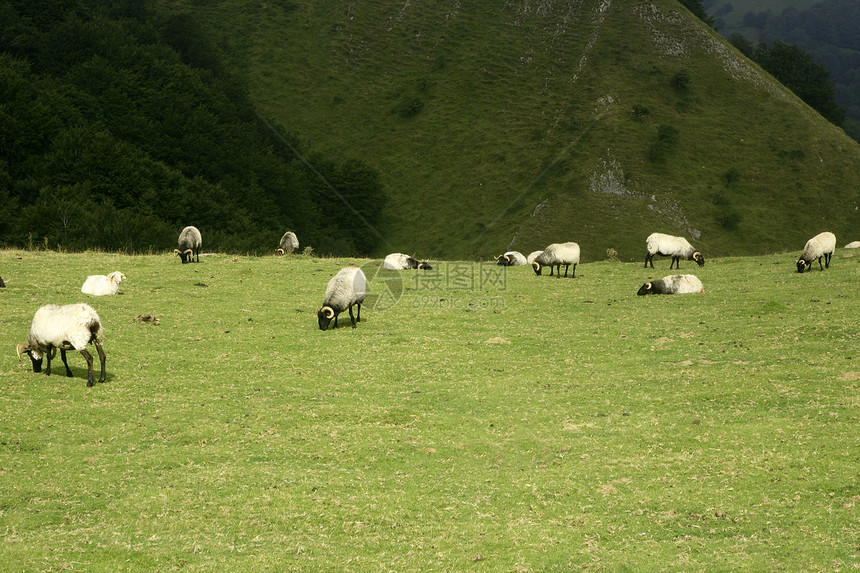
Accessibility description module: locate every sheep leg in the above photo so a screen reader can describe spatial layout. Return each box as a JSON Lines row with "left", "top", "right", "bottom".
{"left": 571, "top": 263, "right": 577, "bottom": 278}
{"left": 670, "top": 257, "right": 678, "bottom": 269}
{"left": 356, "top": 302, "right": 361, "bottom": 324}
{"left": 60, "top": 348, "right": 73, "bottom": 377}
{"left": 95, "top": 341, "right": 106, "bottom": 384}
{"left": 644, "top": 253, "right": 653, "bottom": 268}
{"left": 817, "top": 256, "right": 824, "bottom": 270}
{"left": 562, "top": 264, "right": 569, "bottom": 277}
{"left": 80, "top": 349, "right": 95, "bottom": 387}
{"left": 825, "top": 252, "right": 832, "bottom": 268}
{"left": 349, "top": 305, "right": 357, "bottom": 328}
{"left": 44, "top": 347, "right": 53, "bottom": 376}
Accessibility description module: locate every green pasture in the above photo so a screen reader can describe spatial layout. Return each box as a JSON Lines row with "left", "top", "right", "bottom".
{"left": 0, "top": 248, "right": 858, "bottom": 571}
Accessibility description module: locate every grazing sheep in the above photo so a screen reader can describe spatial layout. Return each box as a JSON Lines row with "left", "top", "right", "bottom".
{"left": 843, "top": 241, "right": 860, "bottom": 249}
{"left": 318, "top": 267, "right": 367, "bottom": 330}
{"left": 174, "top": 226, "right": 202, "bottom": 263}
{"left": 495, "top": 251, "right": 528, "bottom": 266}
{"left": 383, "top": 253, "right": 433, "bottom": 270}
{"left": 81, "top": 271, "right": 126, "bottom": 296}
{"left": 276, "top": 231, "right": 299, "bottom": 255}
{"left": 532, "top": 242, "right": 580, "bottom": 277}
{"left": 645, "top": 233, "right": 704, "bottom": 269}
{"left": 638, "top": 274, "right": 704, "bottom": 295}
{"left": 526, "top": 251, "right": 543, "bottom": 265}
{"left": 796, "top": 231, "right": 836, "bottom": 273}
{"left": 16, "top": 303, "right": 106, "bottom": 387}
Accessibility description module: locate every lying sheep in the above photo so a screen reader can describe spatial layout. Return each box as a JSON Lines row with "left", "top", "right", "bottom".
{"left": 526, "top": 251, "right": 543, "bottom": 265}
{"left": 637, "top": 274, "right": 704, "bottom": 295}
{"left": 81, "top": 271, "right": 126, "bottom": 296}
{"left": 276, "top": 231, "right": 299, "bottom": 255}
{"left": 843, "top": 241, "right": 860, "bottom": 249}
{"left": 495, "top": 251, "right": 528, "bottom": 266}
{"left": 383, "top": 253, "right": 433, "bottom": 270}
{"left": 16, "top": 303, "right": 106, "bottom": 387}
{"left": 796, "top": 231, "right": 836, "bottom": 273}
{"left": 645, "top": 233, "right": 704, "bottom": 269}
{"left": 318, "top": 267, "right": 367, "bottom": 330}
{"left": 532, "top": 242, "right": 580, "bottom": 277}
{"left": 174, "top": 226, "right": 202, "bottom": 263}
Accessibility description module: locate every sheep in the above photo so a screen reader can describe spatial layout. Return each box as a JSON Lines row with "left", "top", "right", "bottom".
{"left": 843, "top": 241, "right": 860, "bottom": 249}
{"left": 383, "top": 253, "right": 433, "bottom": 270}
{"left": 0, "top": 275, "right": 5, "bottom": 287}
{"left": 526, "top": 251, "right": 543, "bottom": 265}
{"left": 318, "top": 266, "right": 367, "bottom": 330}
{"left": 174, "top": 226, "right": 202, "bottom": 263}
{"left": 81, "top": 271, "right": 126, "bottom": 296}
{"left": 494, "top": 251, "right": 528, "bottom": 266}
{"left": 637, "top": 274, "right": 704, "bottom": 295}
{"left": 532, "top": 242, "right": 580, "bottom": 277}
{"left": 275, "top": 231, "right": 299, "bottom": 255}
{"left": 645, "top": 233, "right": 704, "bottom": 269}
{"left": 16, "top": 303, "right": 106, "bottom": 387}
{"left": 796, "top": 231, "right": 836, "bottom": 273}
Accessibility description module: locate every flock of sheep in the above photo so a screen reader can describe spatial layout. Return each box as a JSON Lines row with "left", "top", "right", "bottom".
{"left": 10, "top": 226, "right": 848, "bottom": 384}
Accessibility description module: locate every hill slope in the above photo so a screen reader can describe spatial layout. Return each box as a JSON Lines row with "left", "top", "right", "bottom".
{"left": 173, "top": 1, "right": 860, "bottom": 260}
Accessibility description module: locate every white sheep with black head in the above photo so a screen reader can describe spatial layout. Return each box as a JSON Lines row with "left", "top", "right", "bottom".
{"left": 383, "top": 252, "right": 433, "bottom": 270}
{"left": 318, "top": 266, "right": 367, "bottom": 330}
{"left": 16, "top": 303, "right": 106, "bottom": 387}
{"left": 645, "top": 233, "right": 704, "bottom": 269}
{"left": 81, "top": 271, "right": 126, "bottom": 296}
{"left": 796, "top": 231, "right": 836, "bottom": 273}
{"left": 532, "top": 242, "right": 580, "bottom": 277}
{"left": 638, "top": 274, "right": 704, "bottom": 295}
{"left": 174, "top": 226, "right": 202, "bottom": 263}
{"left": 276, "top": 231, "right": 299, "bottom": 255}
{"left": 494, "top": 251, "right": 528, "bottom": 266}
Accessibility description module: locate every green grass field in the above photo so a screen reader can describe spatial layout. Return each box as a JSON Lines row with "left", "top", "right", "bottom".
{"left": 1, "top": 248, "right": 858, "bottom": 571}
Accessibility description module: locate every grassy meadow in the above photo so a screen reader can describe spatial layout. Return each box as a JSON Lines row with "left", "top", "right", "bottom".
{"left": 0, "top": 247, "right": 858, "bottom": 571}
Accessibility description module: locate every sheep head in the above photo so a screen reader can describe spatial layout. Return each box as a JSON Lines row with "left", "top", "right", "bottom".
{"left": 637, "top": 282, "right": 654, "bottom": 296}
{"left": 693, "top": 252, "right": 705, "bottom": 266}
{"left": 16, "top": 343, "right": 43, "bottom": 372}
{"left": 174, "top": 248, "right": 193, "bottom": 264}
{"left": 417, "top": 261, "right": 433, "bottom": 270}
{"left": 796, "top": 259, "right": 810, "bottom": 273}
{"left": 275, "top": 248, "right": 285, "bottom": 256}
{"left": 318, "top": 306, "right": 336, "bottom": 330}
{"left": 532, "top": 261, "right": 542, "bottom": 276}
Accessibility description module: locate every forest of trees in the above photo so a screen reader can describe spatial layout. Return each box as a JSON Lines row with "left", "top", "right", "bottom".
{"left": 703, "top": 0, "right": 859, "bottom": 141}
{"left": 0, "top": 0, "right": 386, "bottom": 254}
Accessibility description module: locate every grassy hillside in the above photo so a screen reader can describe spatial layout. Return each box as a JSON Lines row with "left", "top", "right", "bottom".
{"left": 1, "top": 248, "right": 858, "bottom": 570}
{"left": 161, "top": 0, "right": 860, "bottom": 261}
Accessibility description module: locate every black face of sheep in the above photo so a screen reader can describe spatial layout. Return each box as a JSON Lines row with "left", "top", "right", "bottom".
{"left": 692, "top": 252, "right": 705, "bottom": 267}
{"left": 417, "top": 261, "right": 433, "bottom": 270}
{"left": 796, "top": 259, "right": 809, "bottom": 273}
{"left": 637, "top": 282, "right": 654, "bottom": 296}
{"left": 18, "top": 347, "right": 44, "bottom": 372}
{"left": 318, "top": 306, "right": 337, "bottom": 331}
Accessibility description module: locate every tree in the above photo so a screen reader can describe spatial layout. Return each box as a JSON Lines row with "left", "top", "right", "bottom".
{"left": 754, "top": 41, "right": 846, "bottom": 126}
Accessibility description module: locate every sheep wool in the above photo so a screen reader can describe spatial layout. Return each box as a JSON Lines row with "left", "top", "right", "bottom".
{"left": 17, "top": 303, "right": 106, "bottom": 386}
{"left": 81, "top": 271, "right": 126, "bottom": 296}
{"left": 533, "top": 242, "right": 580, "bottom": 277}
{"left": 495, "top": 251, "right": 528, "bottom": 266}
{"left": 645, "top": 233, "right": 704, "bottom": 269}
{"left": 638, "top": 274, "right": 704, "bottom": 295}
{"left": 526, "top": 251, "right": 544, "bottom": 265}
{"left": 797, "top": 231, "right": 836, "bottom": 273}
{"left": 276, "top": 231, "right": 299, "bottom": 255}
{"left": 383, "top": 253, "right": 432, "bottom": 270}
{"left": 318, "top": 267, "right": 367, "bottom": 330}
{"left": 175, "top": 226, "right": 202, "bottom": 263}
